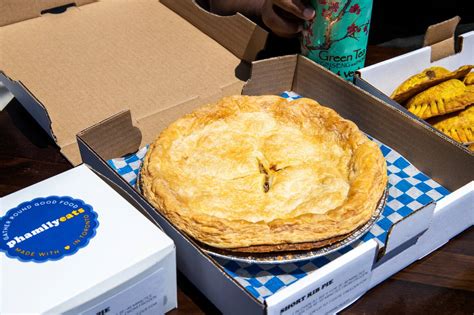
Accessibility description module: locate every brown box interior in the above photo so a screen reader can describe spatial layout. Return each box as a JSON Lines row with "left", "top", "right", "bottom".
{"left": 0, "top": 0, "right": 267, "bottom": 164}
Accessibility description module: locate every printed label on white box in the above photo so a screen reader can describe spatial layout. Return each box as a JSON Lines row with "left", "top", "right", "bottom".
{"left": 80, "top": 268, "right": 165, "bottom": 315}
{"left": 266, "top": 241, "right": 377, "bottom": 315}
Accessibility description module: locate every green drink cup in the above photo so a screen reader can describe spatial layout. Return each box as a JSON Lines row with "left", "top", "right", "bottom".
{"left": 301, "top": 0, "right": 373, "bottom": 81}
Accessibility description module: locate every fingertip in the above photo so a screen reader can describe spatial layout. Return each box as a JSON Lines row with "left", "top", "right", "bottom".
{"left": 303, "top": 8, "right": 315, "bottom": 20}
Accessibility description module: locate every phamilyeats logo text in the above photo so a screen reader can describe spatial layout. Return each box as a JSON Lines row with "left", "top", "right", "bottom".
{"left": 0, "top": 196, "right": 99, "bottom": 262}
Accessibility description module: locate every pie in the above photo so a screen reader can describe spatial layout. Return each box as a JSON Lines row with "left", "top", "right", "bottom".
{"left": 390, "top": 65, "right": 473, "bottom": 103}
{"left": 406, "top": 79, "right": 474, "bottom": 119}
{"left": 140, "top": 95, "right": 387, "bottom": 252}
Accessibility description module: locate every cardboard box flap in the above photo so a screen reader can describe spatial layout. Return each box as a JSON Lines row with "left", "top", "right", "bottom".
{"left": 382, "top": 203, "right": 435, "bottom": 256}
{"left": 0, "top": 0, "right": 258, "bottom": 165}
{"left": 244, "top": 55, "right": 474, "bottom": 191}
{"left": 161, "top": 0, "right": 268, "bottom": 63}
{"left": 0, "top": 0, "right": 96, "bottom": 27}
{"left": 79, "top": 110, "right": 141, "bottom": 161}
{"left": 0, "top": 71, "right": 55, "bottom": 139}
{"left": 243, "top": 55, "right": 298, "bottom": 95}
{"left": 423, "top": 16, "right": 460, "bottom": 61}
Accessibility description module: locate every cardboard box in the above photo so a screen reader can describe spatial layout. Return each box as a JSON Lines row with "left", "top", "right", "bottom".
{"left": 1, "top": 1, "right": 473, "bottom": 314}
{"left": 355, "top": 16, "right": 474, "bottom": 152}
{"left": 77, "top": 55, "right": 473, "bottom": 314}
{"left": 0, "top": 165, "right": 177, "bottom": 314}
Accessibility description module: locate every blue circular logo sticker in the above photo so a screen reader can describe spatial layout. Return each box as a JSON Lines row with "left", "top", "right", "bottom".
{"left": 0, "top": 196, "right": 99, "bottom": 263}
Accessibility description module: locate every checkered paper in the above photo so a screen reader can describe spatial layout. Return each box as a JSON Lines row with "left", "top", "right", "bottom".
{"left": 108, "top": 92, "right": 450, "bottom": 302}
{"left": 107, "top": 146, "right": 148, "bottom": 187}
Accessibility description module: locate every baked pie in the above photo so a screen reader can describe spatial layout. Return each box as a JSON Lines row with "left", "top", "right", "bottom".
{"left": 141, "top": 95, "right": 387, "bottom": 252}
{"left": 391, "top": 65, "right": 473, "bottom": 103}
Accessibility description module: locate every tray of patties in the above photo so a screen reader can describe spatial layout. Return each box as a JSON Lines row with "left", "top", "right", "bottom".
{"left": 390, "top": 65, "right": 474, "bottom": 152}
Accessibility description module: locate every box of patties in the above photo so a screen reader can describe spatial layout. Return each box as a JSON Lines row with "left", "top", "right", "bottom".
{"left": 0, "top": 165, "right": 176, "bottom": 314}
{"left": 355, "top": 17, "right": 474, "bottom": 152}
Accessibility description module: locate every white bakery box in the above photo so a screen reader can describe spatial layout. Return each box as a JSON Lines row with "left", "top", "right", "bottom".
{"left": 0, "top": 165, "right": 177, "bottom": 314}
{"left": 355, "top": 16, "right": 474, "bottom": 149}
{"left": 0, "top": 1, "right": 473, "bottom": 314}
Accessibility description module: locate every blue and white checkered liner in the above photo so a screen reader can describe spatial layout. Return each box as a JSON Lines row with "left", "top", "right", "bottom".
{"left": 107, "top": 146, "right": 148, "bottom": 187}
{"left": 108, "top": 91, "right": 450, "bottom": 302}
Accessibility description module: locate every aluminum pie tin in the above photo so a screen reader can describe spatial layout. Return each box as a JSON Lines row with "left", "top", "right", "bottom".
{"left": 138, "top": 170, "right": 388, "bottom": 265}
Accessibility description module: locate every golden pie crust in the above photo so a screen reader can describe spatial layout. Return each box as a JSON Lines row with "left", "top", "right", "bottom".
{"left": 141, "top": 95, "right": 387, "bottom": 252}
{"left": 390, "top": 65, "right": 473, "bottom": 104}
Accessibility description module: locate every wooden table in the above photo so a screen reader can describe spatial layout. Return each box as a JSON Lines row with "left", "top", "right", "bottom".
{"left": 1, "top": 46, "right": 473, "bottom": 314}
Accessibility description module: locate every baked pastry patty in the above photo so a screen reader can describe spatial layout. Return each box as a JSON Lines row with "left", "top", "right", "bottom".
{"left": 141, "top": 95, "right": 387, "bottom": 251}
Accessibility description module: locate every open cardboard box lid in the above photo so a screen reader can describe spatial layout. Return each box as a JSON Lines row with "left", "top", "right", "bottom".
{"left": 0, "top": 0, "right": 268, "bottom": 164}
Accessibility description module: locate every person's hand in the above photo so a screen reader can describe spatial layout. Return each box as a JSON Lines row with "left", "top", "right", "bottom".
{"left": 261, "top": 0, "right": 315, "bottom": 38}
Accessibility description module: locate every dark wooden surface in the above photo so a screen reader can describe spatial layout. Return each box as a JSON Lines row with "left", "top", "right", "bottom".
{"left": 1, "top": 46, "right": 473, "bottom": 314}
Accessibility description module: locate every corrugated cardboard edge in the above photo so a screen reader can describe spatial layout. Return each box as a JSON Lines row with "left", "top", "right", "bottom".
{"left": 161, "top": 0, "right": 268, "bottom": 62}
{"left": 0, "top": 71, "right": 87, "bottom": 164}
{"left": 243, "top": 55, "right": 297, "bottom": 95}
{"left": 423, "top": 16, "right": 461, "bottom": 61}
{"left": 0, "top": 0, "right": 96, "bottom": 27}
{"left": 0, "top": 82, "right": 14, "bottom": 110}
{"left": 78, "top": 111, "right": 142, "bottom": 162}
{"left": 0, "top": 71, "right": 55, "bottom": 140}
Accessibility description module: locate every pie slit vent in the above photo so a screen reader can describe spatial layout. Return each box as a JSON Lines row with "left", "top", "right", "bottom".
{"left": 141, "top": 95, "right": 388, "bottom": 253}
